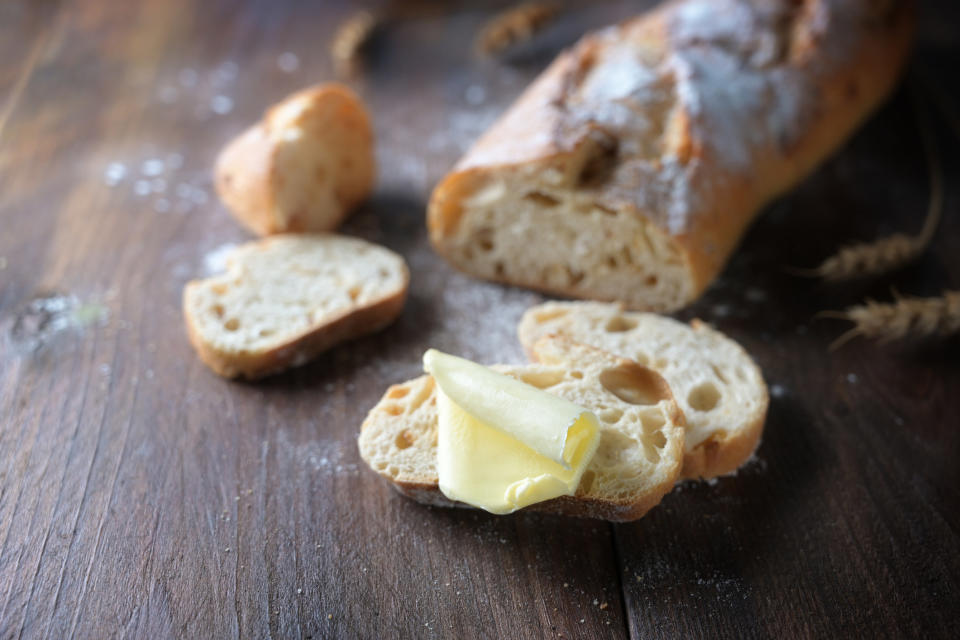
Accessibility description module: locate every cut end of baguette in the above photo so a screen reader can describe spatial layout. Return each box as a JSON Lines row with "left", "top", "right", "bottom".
{"left": 215, "top": 84, "right": 375, "bottom": 236}
{"left": 358, "top": 337, "right": 685, "bottom": 522}
{"left": 428, "top": 152, "right": 696, "bottom": 313}
{"left": 183, "top": 234, "right": 408, "bottom": 379}
{"left": 519, "top": 301, "right": 768, "bottom": 479}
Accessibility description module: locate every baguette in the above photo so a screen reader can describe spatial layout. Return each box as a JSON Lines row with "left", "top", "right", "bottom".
{"left": 518, "top": 301, "right": 767, "bottom": 479}
{"left": 183, "top": 234, "right": 408, "bottom": 379}
{"left": 215, "top": 84, "right": 375, "bottom": 235}
{"left": 427, "top": 0, "right": 915, "bottom": 311}
{"left": 358, "top": 336, "right": 686, "bottom": 522}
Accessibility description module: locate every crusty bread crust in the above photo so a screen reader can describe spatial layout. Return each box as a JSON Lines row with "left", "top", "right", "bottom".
{"left": 184, "top": 283, "right": 407, "bottom": 379}
{"left": 215, "top": 84, "right": 375, "bottom": 236}
{"left": 427, "top": 0, "right": 916, "bottom": 311}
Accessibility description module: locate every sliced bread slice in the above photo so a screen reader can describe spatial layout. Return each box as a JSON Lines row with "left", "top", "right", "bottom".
{"left": 183, "top": 234, "right": 408, "bottom": 379}
{"left": 518, "top": 301, "right": 767, "bottom": 479}
{"left": 358, "top": 336, "right": 685, "bottom": 522}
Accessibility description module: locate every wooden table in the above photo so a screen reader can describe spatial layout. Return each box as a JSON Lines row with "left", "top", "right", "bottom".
{"left": 2, "top": 1, "right": 958, "bottom": 637}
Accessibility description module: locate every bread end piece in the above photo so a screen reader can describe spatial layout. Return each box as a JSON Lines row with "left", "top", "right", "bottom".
{"left": 215, "top": 84, "right": 375, "bottom": 235}
{"left": 183, "top": 234, "right": 408, "bottom": 379}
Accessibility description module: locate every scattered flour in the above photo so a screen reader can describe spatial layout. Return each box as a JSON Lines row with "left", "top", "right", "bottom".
{"left": 203, "top": 243, "right": 239, "bottom": 275}
{"left": 277, "top": 52, "right": 300, "bottom": 73}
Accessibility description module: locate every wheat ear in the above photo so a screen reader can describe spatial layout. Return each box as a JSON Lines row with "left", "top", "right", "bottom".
{"left": 818, "top": 291, "right": 960, "bottom": 350}
{"left": 331, "top": 10, "right": 382, "bottom": 79}
{"left": 792, "top": 89, "right": 943, "bottom": 281}
{"left": 475, "top": 2, "right": 561, "bottom": 57}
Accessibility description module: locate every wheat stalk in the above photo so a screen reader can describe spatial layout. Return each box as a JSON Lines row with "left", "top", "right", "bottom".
{"left": 331, "top": 9, "right": 381, "bottom": 79}
{"left": 475, "top": 2, "right": 561, "bottom": 57}
{"left": 793, "top": 88, "right": 943, "bottom": 281}
{"left": 818, "top": 290, "right": 960, "bottom": 350}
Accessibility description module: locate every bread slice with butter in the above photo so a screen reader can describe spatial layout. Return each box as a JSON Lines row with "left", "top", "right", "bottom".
{"left": 358, "top": 337, "right": 686, "bottom": 521}
{"left": 518, "top": 301, "right": 767, "bottom": 480}
{"left": 183, "top": 234, "right": 408, "bottom": 379}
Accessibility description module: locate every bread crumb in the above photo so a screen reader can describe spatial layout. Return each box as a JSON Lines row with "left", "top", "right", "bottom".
{"left": 770, "top": 384, "right": 786, "bottom": 398}
{"left": 211, "top": 95, "right": 234, "bottom": 115}
{"left": 327, "top": 614, "right": 333, "bottom": 620}
{"left": 599, "top": 602, "right": 609, "bottom": 610}
{"left": 297, "top": 588, "right": 302, "bottom": 594}
{"left": 846, "top": 373, "right": 859, "bottom": 384}
{"left": 277, "top": 52, "right": 300, "bottom": 73}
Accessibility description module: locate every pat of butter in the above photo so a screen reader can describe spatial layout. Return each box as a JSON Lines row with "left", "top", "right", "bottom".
{"left": 423, "top": 349, "right": 601, "bottom": 515}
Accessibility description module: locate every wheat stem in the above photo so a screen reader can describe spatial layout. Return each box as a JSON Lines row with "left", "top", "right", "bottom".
{"left": 792, "top": 84, "right": 943, "bottom": 281}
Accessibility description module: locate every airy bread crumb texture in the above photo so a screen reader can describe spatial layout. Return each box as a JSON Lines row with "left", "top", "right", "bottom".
{"left": 358, "top": 337, "right": 685, "bottom": 521}
{"left": 184, "top": 234, "right": 408, "bottom": 378}
{"left": 518, "top": 301, "right": 768, "bottom": 479}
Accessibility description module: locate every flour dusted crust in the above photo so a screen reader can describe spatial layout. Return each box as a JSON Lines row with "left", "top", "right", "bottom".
{"left": 215, "top": 84, "right": 375, "bottom": 236}
{"left": 428, "top": 0, "right": 915, "bottom": 311}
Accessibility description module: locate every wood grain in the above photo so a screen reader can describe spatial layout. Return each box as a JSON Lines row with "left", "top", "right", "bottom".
{"left": 1, "top": 1, "right": 958, "bottom": 638}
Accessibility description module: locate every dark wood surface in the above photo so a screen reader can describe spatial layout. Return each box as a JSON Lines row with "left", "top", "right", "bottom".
{"left": 2, "top": 1, "right": 959, "bottom": 638}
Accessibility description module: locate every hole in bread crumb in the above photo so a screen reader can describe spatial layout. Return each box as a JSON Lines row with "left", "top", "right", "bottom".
{"left": 570, "top": 370, "right": 583, "bottom": 379}
{"left": 565, "top": 266, "right": 585, "bottom": 286}
{"left": 387, "top": 465, "right": 399, "bottom": 478}
{"left": 211, "top": 283, "right": 227, "bottom": 295}
{"left": 605, "top": 316, "right": 637, "bottom": 332}
{"left": 494, "top": 262, "right": 505, "bottom": 277}
{"left": 523, "top": 191, "right": 560, "bottom": 207}
{"left": 378, "top": 268, "right": 389, "bottom": 278}
{"left": 594, "top": 203, "right": 617, "bottom": 216}
{"left": 710, "top": 364, "right": 729, "bottom": 384}
{"left": 634, "top": 351, "right": 650, "bottom": 366}
{"left": 387, "top": 386, "right": 409, "bottom": 399}
{"left": 224, "top": 318, "right": 240, "bottom": 331}
{"left": 641, "top": 413, "right": 665, "bottom": 433}
{"left": 687, "top": 382, "right": 721, "bottom": 412}
{"left": 517, "top": 370, "right": 565, "bottom": 389}
{"left": 258, "top": 328, "right": 274, "bottom": 338}
{"left": 348, "top": 285, "right": 362, "bottom": 301}
{"left": 642, "top": 442, "right": 661, "bottom": 463}
{"left": 375, "top": 461, "right": 387, "bottom": 471}
{"left": 477, "top": 229, "right": 495, "bottom": 252}
{"left": 599, "top": 365, "right": 666, "bottom": 406}
{"left": 383, "top": 405, "right": 403, "bottom": 416}
{"left": 649, "top": 430, "right": 667, "bottom": 449}
{"left": 212, "top": 304, "right": 225, "bottom": 318}
{"left": 394, "top": 430, "right": 415, "bottom": 450}
{"left": 645, "top": 275, "right": 658, "bottom": 287}
{"left": 606, "top": 256, "right": 618, "bottom": 269}
{"left": 579, "top": 470, "right": 596, "bottom": 494}
{"left": 599, "top": 408, "right": 623, "bottom": 424}
{"left": 534, "top": 308, "right": 568, "bottom": 323}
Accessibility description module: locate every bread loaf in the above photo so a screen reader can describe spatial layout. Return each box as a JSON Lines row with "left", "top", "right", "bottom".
{"left": 427, "top": 0, "right": 915, "bottom": 311}
{"left": 183, "top": 234, "right": 408, "bottom": 379}
{"left": 215, "top": 84, "right": 375, "bottom": 235}
{"left": 358, "top": 336, "right": 686, "bottom": 522}
{"left": 519, "top": 301, "right": 767, "bottom": 479}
